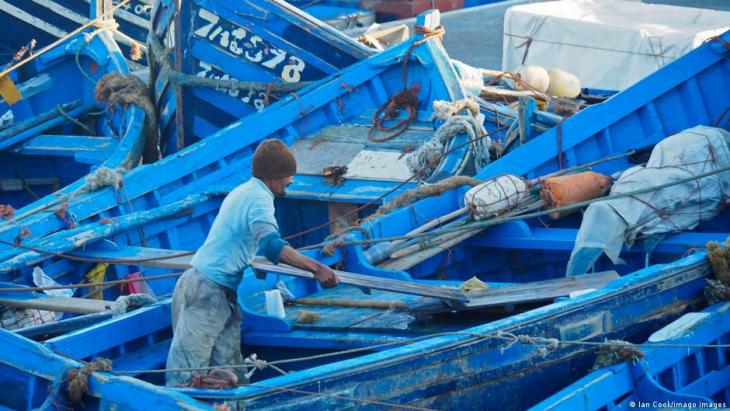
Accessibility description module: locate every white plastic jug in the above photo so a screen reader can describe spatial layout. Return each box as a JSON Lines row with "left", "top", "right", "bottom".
{"left": 264, "top": 289, "right": 286, "bottom": 318}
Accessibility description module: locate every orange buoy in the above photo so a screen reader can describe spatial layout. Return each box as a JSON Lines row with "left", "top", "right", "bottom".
{"left": 540, "top": 171, "right": 612, "bottom": 219}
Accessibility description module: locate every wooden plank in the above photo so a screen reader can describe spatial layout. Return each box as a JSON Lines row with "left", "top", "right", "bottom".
{"left": 253, "top": 258, "right": 468, "bottom": 302}
{"left": 17, "top": 134, "right": 118, "bottom": 158}
{"left": 69, "top": 246, "right": 469, "bottom": 302}
{"left": 379, "top": 228, "right": 482, "bottom": 271}
{"left": 0, "top": 297, "right": 113, "bottom": 314}
{"left": 409, "top": 271, "right": 620, "bottom": 314}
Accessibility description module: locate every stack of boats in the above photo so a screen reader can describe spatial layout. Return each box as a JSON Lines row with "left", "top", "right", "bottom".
{"left": 0, "top": 0, "right": 729, "bottom": 410}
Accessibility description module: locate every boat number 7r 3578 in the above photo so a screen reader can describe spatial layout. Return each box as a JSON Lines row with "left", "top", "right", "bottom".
{"left": 193, "top": 8, "right": 308, "bottom": 83}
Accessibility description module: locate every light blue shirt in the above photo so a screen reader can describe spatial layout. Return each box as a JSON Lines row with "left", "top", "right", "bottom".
{"left": 191, "top": 177, "right": 279, "bottom": 290}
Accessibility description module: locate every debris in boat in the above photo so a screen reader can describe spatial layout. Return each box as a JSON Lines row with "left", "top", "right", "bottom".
{"left": 184, "top": 368, "right": 238, "bottom": 389}
{"left": 459, "top": 276, "right": 488, "bottom": 292}
{"left": 357, "top": 24, "right": 409, "bottom": 50}
{"left": 368, "top": 84, "right": 420, "bottom": 143}
{"left": 129, "top": 42, "right": 143, "bottom": 62}
{"left": 84, "top": 263, "right": 108, "bottom": 300}
{"left": 94, "top": 72, "right": 160, "bottom": 164}
{"left": 66, "top": 357, "right": 112, "bottom": 403}
{"left": 591, "top": 339, "right": 644, "bottom": 370}
{"left": 297, "top": 310, "right": 320, "bottom": 324}
{"left": 707, "top": 239, "right": 730, "bottom": 285}
{"left": 540, "top": 171, "right": 612, "bottom": 219}
{"left": 0, "top": 204, "right": 15, "bottom": 219}
{"left": 431, "top": 98, "right": 479, "bottom": 120}
{"left": 111, "top": 293, "right": 158, "bottom": 316}
{"left": 372, "top": 175, "right": 481, "bottom": 219}
{"left": 704, "top": 279, "right": 730, "bottom": 305}
{"left": 120, "top": 272, "right": 156, "bottom": 296}
{"left": 10, "top": 39, "right": 36, "bottom": 64}
{"left": 465, "top": 174, "right": 531, "bottom": 220}
{"left": 406, "top": 99, "right": 491, "bottom": 176}
{"left": 0, "top": 306, "right": 56, "bottom": 330}
{"left": 276, "top": 280, "right": 295, "bottom": 303}
{"left": 33, "top": 267, "right": 73, "bottom": 298}
{"left": 323, "top": 165, "right": 348, "bottom": 185}
{"left": 567, "top": 126, "right": 730, "bottom": 276}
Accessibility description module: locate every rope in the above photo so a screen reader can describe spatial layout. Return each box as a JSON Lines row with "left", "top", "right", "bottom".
{"left": 94, "top": 72, "right": 160, "bottom": 163}
{"left": 591, "top": 339, "right": 645, "bottom": 370}
{"left": 365, "top": 25, "right": 445, "bottom": 144}
{"left": 66, "top": 358, "right": 112, "bottom": 403}
{"left": 371, "top": 176, "right": 482, "bottom": 219}
{"left": 367, "top": 84, "right": 420, "bottom": 143}
{"left": 56, "top": 104, "right": 93, "bottom": 135}
{"left": 515, "top": 17, "right": 547, "bottom": 65}
{"left": 0, "top": 0, "right": 131, "bottom": 79}
{"left": 147, "top": 33, "right": 308, "bottom": 98}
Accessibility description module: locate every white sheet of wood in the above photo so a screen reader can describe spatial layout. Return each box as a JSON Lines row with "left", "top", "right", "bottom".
{"left": 345, "top": 150, "right": 413, "bottom": 181}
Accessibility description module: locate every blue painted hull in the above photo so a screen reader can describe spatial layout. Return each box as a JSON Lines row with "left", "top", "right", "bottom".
{"left": 0, "top": 0, "right": 151, "bottom": 67}
{"left": 0, "top": 29, "right": 145, "bottom": 225}
{"left": 150, "top": 0, "right": 373, "bottom": 153}
{"left": 531, "top": 302, "right": 730, "bottom": 410}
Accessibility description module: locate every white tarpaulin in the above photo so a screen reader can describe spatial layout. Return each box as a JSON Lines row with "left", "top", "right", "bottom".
{"left": 566, "top": 126, "right": 730, "bottom": 276}
{"left": 502, "top": 0, "right": 730, "bottom": 90}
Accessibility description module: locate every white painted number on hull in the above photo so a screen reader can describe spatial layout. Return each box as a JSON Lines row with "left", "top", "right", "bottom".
{"left": 196, "top": 61, "right": 267, "bottom": 110}
{"left": 193, "top": 8, "right": 307, "bottom": 83}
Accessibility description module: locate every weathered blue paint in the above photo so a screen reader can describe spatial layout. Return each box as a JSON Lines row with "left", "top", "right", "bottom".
{"left": 0, "top": 29, "right": 146, "bottom": 214}
{"left": 0, "top": 328, "right": 211, "bottom": 410}
{"left": 0, "top": 0, "right": 150, "bottom": 67}
{"left": 531, "top": 302, "right": 730, "bottom": 410}
{"left": 150, "top": 0, "right": 373, "bottom": 153}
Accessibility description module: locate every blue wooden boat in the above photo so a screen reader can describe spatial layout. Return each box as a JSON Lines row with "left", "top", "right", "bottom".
{"left": 0, "top": 325, "right": 211, "bottom": 410}
{"left": 530, "top": 302, "right": 730, "bottom": 411}
{"left": 149, "top": 0, "right": 373, "bottom": 154}
{"left": 149, "top": 0, "right": 565, "bottom": 154}
{"left": 0, "top": 25, "right": 728, "bottom": 411}
{"left": 0, "top": 28, "right": 146, "bottom": 224}
{"left": 0, "top": 12, "right": 509, "bottom": 291}
{"left": 0, "top": 0, "right": 151, "bottom": 68}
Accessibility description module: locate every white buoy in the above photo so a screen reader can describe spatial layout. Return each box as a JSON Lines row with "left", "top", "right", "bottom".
{"left": 515, "top": 65, "right": 550, "bottom": 93}
{"left": 547, "top": 68, "right": 581, "bottom": 98}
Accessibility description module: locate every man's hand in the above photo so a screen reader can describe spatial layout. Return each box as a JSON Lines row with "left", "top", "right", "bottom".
{"left": 314, "top": 264, "right": 339, "bottom": 289}
{"left": 278, "top": 245, "right": 340, "bottom": 289}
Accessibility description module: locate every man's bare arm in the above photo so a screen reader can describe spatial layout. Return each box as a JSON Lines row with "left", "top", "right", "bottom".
{"left": 279, "top": 245, "right": 339, "bottom": 288}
